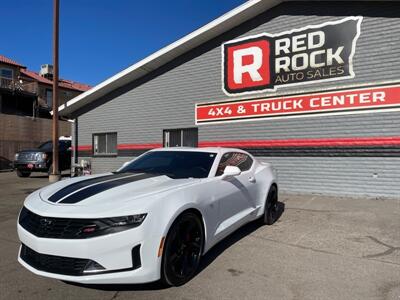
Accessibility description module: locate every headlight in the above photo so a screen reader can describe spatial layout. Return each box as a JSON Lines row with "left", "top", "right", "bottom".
{"left": 80, "top": 214, "right": 147, "bottom": 237}
{"left": 14, "top": 153, "right": 19, "bottom": 160}
{"left": 109, "top": 214, "right": 147, "bottom": 227}
{"left": 35, "top": 152, "right": 47, "bottom": 161}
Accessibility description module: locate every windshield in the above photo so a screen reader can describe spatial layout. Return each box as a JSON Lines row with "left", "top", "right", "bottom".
{"left": 118, "top": 151, "right": 217, "bottom": 179}
{"left": 38, "top": 140, "right": 71, "bottom": 151}
{"left": 38, "top": 141, "right": 52, "bottom": 151}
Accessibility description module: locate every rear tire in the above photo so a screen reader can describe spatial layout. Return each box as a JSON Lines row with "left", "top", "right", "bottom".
{"left": 16, "top": 169, "right": 31, "bottom": 178}
{"left": 161, "top": 212, "right": 204, "bottom": 286}
{"left": 263, "top": 185, "right": 278, "bottom": 225}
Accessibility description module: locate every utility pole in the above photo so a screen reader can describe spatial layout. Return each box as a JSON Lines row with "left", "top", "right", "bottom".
{"left": 49, "top": 0, "right": 60, "bottom": 182}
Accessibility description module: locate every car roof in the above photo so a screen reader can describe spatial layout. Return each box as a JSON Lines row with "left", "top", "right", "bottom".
{"left": 150, "top": 147, "right": 250, "bottom": 155}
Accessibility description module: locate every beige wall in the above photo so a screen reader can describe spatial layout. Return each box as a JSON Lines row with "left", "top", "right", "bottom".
{"left": 0, "top": 113, "right": 71, "bottom": 160}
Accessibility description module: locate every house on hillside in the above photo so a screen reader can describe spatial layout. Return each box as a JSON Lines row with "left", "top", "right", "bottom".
{"left": 0, "top": 54, "right": 90, "bottom": 118}
{"left": 0, "top": 54, "right": 91, "bottom": 163}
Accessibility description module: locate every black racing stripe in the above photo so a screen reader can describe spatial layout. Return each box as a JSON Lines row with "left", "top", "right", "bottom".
{"left": 59, "top": 173, "right": 160, "bottom": 204}
{"left": 48, "top": 173, "right": 132, "bottom": 203}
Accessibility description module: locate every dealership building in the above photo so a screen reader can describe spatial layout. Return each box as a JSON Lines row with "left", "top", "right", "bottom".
{"left": 59, "top": 1, "right": 400, "bottom": 198}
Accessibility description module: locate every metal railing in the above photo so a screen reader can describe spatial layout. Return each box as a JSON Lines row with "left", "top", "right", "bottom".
{"left": 0, "top": 78, "right": 38, "bottom": 94}
{"left": 0, "top": 78, "right": 13, "bottom": 90}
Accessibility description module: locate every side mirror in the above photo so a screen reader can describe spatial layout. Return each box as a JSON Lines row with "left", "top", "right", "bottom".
{"left": 221, "top": 166, "right": 241, "bottom": 180}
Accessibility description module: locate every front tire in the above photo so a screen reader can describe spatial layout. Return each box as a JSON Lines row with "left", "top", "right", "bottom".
{"left": 263, "top": 185, "right": 278, "bottom": 225}
{"left": 16, "top": 169, "right": 31, "bottom": 177}
{"left": 161, "top": 212, "right": 204, "bottom": 286}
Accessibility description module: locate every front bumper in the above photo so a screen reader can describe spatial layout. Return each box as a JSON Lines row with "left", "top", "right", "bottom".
{"left": 17, "top": 222, "right": 162, "bottom": 284}
{"left": 14, "top": 161, "right": 48, "bottom": 172}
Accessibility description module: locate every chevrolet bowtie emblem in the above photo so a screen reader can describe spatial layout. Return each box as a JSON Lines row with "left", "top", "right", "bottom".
{"left": 40, "top": 218, "right": 52, "bottom": 226}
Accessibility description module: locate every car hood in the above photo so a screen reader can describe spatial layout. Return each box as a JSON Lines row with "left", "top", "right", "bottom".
{"left": 24, "top": 172, "right": 197, "bottom": 217}
{"left": 17, "top": 149, "right": 41, "bottom": 153}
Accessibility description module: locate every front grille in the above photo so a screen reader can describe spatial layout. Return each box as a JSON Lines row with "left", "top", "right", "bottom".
{"left": 20, "top": 244, "right": 91, "bottom": 276}
{"left": 18, "top": 153, "right": 37, "bottom": 161}
{"left": 19, "top": 207, "right": 99, "bottom": 239}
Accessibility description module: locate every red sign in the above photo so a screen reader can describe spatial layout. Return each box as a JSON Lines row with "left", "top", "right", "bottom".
{"left": 222, "top": 17, "right": 362, "bottom": 95}
{"left": 196, "top": 84, "right": 400, "bottom": 124}
{"left": 224, "top": 38, "right": 272, "bottom": 93}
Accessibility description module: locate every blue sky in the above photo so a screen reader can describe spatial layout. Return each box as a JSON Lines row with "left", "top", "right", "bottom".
{"left": 1, "top": 0, "right": 245, "bottom": 86}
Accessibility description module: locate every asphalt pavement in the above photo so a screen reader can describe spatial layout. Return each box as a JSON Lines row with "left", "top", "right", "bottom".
{"left": 0, "top": 171, "right": 399, "bottom": 300}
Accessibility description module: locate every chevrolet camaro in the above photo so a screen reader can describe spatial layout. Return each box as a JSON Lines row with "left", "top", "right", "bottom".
{"left": 17, "top": 147, "right": 278, "bottom": 286}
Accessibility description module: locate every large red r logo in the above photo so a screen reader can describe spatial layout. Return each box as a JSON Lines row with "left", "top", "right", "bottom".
{"left": 224, "top": 37, "right": 271, "bottom": 94}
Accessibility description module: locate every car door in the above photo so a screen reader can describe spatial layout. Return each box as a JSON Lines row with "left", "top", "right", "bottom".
{"left": 213, "top": 152, "right": 257, "bottom": 238}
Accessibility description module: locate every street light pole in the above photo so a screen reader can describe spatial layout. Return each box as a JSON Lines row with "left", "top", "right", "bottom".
{"left": 49, "top": 0, "right": 60, "bottom": 182}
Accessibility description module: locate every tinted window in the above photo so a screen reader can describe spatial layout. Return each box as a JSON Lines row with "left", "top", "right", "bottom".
{"left": 216, "top": 152, "right": 253, "bottom": 176}
{"left": 38, "top": 141, "right": 71, "bottom": 151}
{"left": 118, "top": 151, "right": 217, "bottom": 179}
{"left": 38, "top": 141, "right": 52, "bottom": 151}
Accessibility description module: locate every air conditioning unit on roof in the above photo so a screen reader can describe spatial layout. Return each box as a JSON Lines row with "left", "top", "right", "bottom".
{"left": 39, "top": 64, "right": 53, "bottom": 78}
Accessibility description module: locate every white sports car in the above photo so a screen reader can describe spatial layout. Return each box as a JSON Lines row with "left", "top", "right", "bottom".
{"left": 17, "top": 147, "right": 278, "bottom": 286}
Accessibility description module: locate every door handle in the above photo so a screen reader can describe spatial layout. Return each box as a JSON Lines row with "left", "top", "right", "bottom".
{"left": 248, "top": 176, "right": 256, "bottom": 183}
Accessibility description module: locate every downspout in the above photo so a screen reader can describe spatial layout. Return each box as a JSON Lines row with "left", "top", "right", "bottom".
{"left": 74, "top": 117, "right": 78, "bottom": 164}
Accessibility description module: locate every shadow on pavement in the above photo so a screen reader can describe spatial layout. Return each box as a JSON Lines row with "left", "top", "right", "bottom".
{"left": 197, "top": 201, "right": 285, "bottom": 276}
{"left": 0, "top": 156, "right": 13, "bottom": 171}
{"left": 29, "top": 173, "right": 71, "bottom": 179}
{"left": 64, "top": 202, "right": 285, "bottom": 291}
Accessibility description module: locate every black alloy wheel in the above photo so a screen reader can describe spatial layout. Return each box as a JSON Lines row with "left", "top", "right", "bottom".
{"left": 263, "top": 185, "right": 278, "bottom": 225}
{"left": 161, "top": 212, "right": 204, "bottom": 286}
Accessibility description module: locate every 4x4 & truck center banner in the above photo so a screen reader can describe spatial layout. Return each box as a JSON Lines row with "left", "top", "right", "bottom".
{"left": 196, "top": 16, "right": 400, "bottom": 125}
{"left": 196, "top": 83, "right": 400, "bottom": 124}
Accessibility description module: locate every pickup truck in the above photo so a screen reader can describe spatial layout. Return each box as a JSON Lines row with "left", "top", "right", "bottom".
{"left": 13, "top": 139, "right": 71, "bottom": 177}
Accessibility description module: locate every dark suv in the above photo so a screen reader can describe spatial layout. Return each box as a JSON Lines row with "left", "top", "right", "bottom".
{"left": 13, "top": 140, "right": 71, "bottom": 177}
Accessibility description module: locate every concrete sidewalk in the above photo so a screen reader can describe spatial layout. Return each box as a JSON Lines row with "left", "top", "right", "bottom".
{"left": 0, "top": 172, "right": 399, "bottom": 300}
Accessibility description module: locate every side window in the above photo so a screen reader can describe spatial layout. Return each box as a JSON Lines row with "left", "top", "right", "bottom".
{"left": 239, "top": 154, "right": 253, "bottom": 172}
{"left": 0, "top": 68, "right": 13, "bottom": 79}
{"left": 46, "top": 89, "right": 53, "bottom": 108}
{"left": 163, "top": 128, "right": 198, "bottom": 147}
{"left": 93, "top": 133, "right": 117, "bottom": 155}
{"left": 215, "top": 152, "right": 253, "bottom": 176}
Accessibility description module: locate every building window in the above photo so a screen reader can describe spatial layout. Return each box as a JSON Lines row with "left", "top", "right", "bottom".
{"left": 0, "top": 68, "right": 13, "bottom": 79}
{"left": 163, "top": 128, "right": 198, "bottom": 147}
{"left": 46, "top": 89, "right": 53, "bottom": 108}
{"left": 93, "top": 133, "right": 117, "bottom": 155}
{"left": 216, "top": 152, "right": 253, "bottom": 176}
